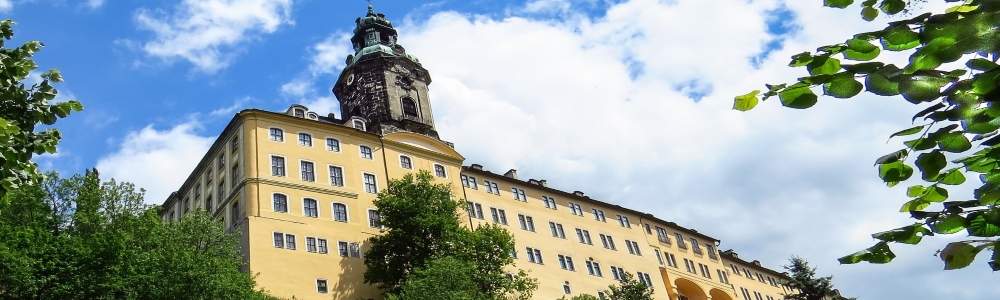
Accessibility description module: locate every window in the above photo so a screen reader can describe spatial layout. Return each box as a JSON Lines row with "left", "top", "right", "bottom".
{"left": 643, "top": 224, "right": 652, "bottom": 234}
{"left": 273, "top": 232, "right": 285, "bottom": 248}
{"left": 285, "top": 234, "right": 296, "bottom": 250}
{"left": 218, "top": 154, "right": 225, "bottom": 170}
{"left": 183, "top": 197, "right": 190, "bottom": 212}
{"left": 205, "top": 195, "right": 213, "bottom": 212}
{"left": 718, "top": 269, "right": 730, "bottom": 284}
{"left": 575, "top": 228, "right": 592, "bottom": 245}
{"left": 636, "top": 272, "right": 653, "bottom": 286}
{"left": 525, "top": 247, "right": 543, "bottom": 264}
{"left": 654, "top": 249, "right": 665, "bottom": 266}
{"left": 333, "top": 203, "right": 348, "bottom": 222}
{"left": 360, "top": 145, "right": 373, "bottom": 159}
{"left": 338, "top": 241, "right": 361, "bottom": 257}
{"left": 730, "top": 264, "right": 740, "bottom": 274}
{"left": 511, "top": 187, "right": 526, "bottom": 201}
{"left": 562, "top": 282, "right": 572, "bottom": 295}
{"left": 231, "top": 163, "right": 240, "bottom": 186}
{"left": 616, "top": 215, "right": 631, "bottom": 228}
{"left": 592, "top": 208, "right": 606, "bottom": 222}
{"left": 756, "top": 272, "right": 766, "bottom": 283}
{"left": 483, "top": 180, "right": 500, "bottom": 194}
{"left": 368, "top": 209, "right": 381, "bottom": 228}
{"left": 625, "top": 240, "right": 641, "bottom": 256}
{"left": 402, "top": 97, "right": 418, "bottom": 117}
{"left": 298, "top": 133, "right": 312, "bottom": 146}
{"left": 683, "top": 259, "right": 696, "bottom": 274}
{"left": 549, "top": 222, "right": 565, "bottom": 238}
{"left": 301, "top": 161, "right": 315, "bottom": 182}
{"left": 568, "top": 203, "right": 583, "bottom": 215}
{"left": 434, "top": 164, "right": 447, "bottom": 178}
{"left": 598, "top": 291, "right": 608, "bottom": 300}
{"left": 353, "top": 120, "right": 365, "bottom": 131}
{"left": 231, "top": 136, "right": 239, "bottom": 152}
{"left": 329, "top": 166, "right": 344, "bottom": 186}
{"left": 599, "top": 234, "right": 617, "bottom": 250}
{"left": 767, "top": 276, "right": 778, "bottom": 286}
{"left": 466, "top": 202, "right": 484, "bottom": 219}
{"left": 318, "top": 239, "right": 329, "bottom": 254}
{"left": 294, "top": 108, "right": 305, "bottom": 118}
{"left": 542, "top": 196, "right": 557, "bottom": 209}
{"left": 656, "top": 227, "right": 671, "bottom": 244}
{"left": 699, "top": 263, "right": 712, "bottom": 279}
{"left": 675, "top": 233, "right": 688, "bottom": 249}
{"left": 304, "top": 199, "right": 318, "bottom": 218}
{"left": 363, "top": 173, "right": 378, "bottom": 194}
{"left": 586, "top": 259, "right": 603, "bottom": 276}
{"left": 271, "top": 156, "right": 286, "bottom": 176}
{"left": 269, "top": 128, "right": 283, "bottom": 141}
{"left": 400, "top": 156, "right": 413, "bottom": 169}
{"left": 665, "top": 252, "right": 678, "bottom": 268}
{"left": 230, "top": 201, "right": 240, "bottom": 225}
{"left": 461, "top": 175, "right": 478, "bottom": 189}
{"left": 707, "top": 244, "right": 718, "bottom": 259}
{"left": 558, "top": 255, "right": 576, "bottom": 271}
{"left": 743, "top": 268, "right": 754, "bottom": 278}
{"left": 754, "top": 292, "right": 763, "bottom": 300}
{"left": 489, "top": 207, "right": 507, "bottom": 225}
{"left": 326, "top": 138, "right": 340, "bottom": 152}
{"left": 691, "top": 238, "right": 703, "bottom": 254}
{"left": 609, "top": 266, "right": 626, "bottom": 281}
{"left": 518, "top": 214, "right": 535, "bottom": 231}
{"left": 316, "top": 279, "right": 328, "bottom": 294}
{"left": 218, "top": 179, "right": 226, "bottom": 201}
{"left": 307, "top": 237, "right": 317, "bottom": 252}
{"left": 740, "top": 288, "right": 752, "bottom": 300}
{"left": 206, "top": 170, "right": 213, "bottom": 184}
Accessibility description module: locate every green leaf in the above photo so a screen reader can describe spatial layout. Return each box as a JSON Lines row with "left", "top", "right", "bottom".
{"left": 789, "top": 52, "right": 813, "bottom": 67}
{"left": 967, "top": 212, "right": 1000, "bottom": 237}
{"left": 916, "top": 150, "right": 947, "bottom": 180}
{"left": 824, "top": 73, "right": 864, "bottom": 98}
{"left": 881, "top": 27, "right": 920, "bottom": 51}
{"left": 900, "top": 199, "right": 931, "bottom": 212}
{"left": 906, "top": 185, "right": 925, "bottom": 197}
{"left": 862, "top": 6, "right": 879, "bottom": 21}
{"left": 839, "top": 242, "right": 896, "bottom": 264}
{"left": 938, "top": 169, "right": 966, "bottom": 185}
{"left": 844, "top": 38, "right": 881, "bottom": 61}
{"left": 778, "top": 85, "right": 819, "bottom": 109}
{"left": 733, "top": 90, "right": 760, "bottom": 111}
{"left": 904, "top": 138, "right": 936, "bottom": 151}
{"left": 879, "top": 161, "right": 913, "bottom": 183}
{"left": 940, "top": 242, "right": 980, "bottom": 270}
{"left": 842, "top": 62, "right": 885, "bottom": 73}
{"left": 807, "top": 56, "right": 842, "bottom": 76}
{"left": 879, "top": 0, "right": 906, "bottom": 14}
{"left": 968, "top": 58, "right": 1000, "bottom": 71}
{"left": 873, "top": 224, "right": 930, "bottom": 244}
{"left": 824, "top": 0, "right": 855, "bottom": 8}
{"left": 890, "top": 125, "right": 924, "bottom": 138}
{"left": 932, "top": 215, "right": 966, "bottom": 234}
{"left": 899, "top": 75, "right": 948, "bottom": 103}
{"left": 875, "top": 149, "right": 908, "bottom": 165}
{"left": 920, "top": 186, "right": 949, "bottom": 202}
{"left": 938, "top": 133, "right": 972, "bottom": 153}
{"left": 912, "top": 103, "right": 945, "bottom": 122}
{"left": 866, "top": 71, "right": 901, "bottom": 96}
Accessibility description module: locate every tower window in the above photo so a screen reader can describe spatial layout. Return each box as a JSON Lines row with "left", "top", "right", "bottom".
{"left": 402, "top": 97, "right": 418, "bottom": 117}
{"left": 353, "top": 120, "right": 366, "bottom": 131}
{"left": 294, "top": 109, "right": 305, "bottom": 118}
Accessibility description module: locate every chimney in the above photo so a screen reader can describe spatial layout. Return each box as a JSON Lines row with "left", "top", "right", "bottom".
{"left": 573, "top": 191, "right": 585, "bottom": 197}
{"left": 504, "top": 169, "right": 518, "bottom": 179}
{"left": 328, "top": 113, "right": 337, "bottom": 119}
{"left": 470, "top": 164, "right": 483, "bottom": 170}
{"left": 539, "top": 179, "right": 547, "bottom": 187}
{"left": 752, "top": 260, "right": 762, "bottom": 267}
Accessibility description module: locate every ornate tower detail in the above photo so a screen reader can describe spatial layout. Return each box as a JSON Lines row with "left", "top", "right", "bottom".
{"left": 333, "top": 5, "right": 439, "bottom": 139}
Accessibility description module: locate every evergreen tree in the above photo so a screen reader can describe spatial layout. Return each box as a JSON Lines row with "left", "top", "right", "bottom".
{"left": 781, "top": 257, "right": 855, "bottom": 300}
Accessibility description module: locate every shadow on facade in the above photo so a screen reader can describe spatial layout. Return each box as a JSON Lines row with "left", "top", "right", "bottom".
{"left": 710, "top": 288, "right": 735, "bottom": 300}
{"left": 329, "top": 240, "right": 371, "bottom": 300}
{"left": 674, "top": 278, "right": 708, "bottom": 300}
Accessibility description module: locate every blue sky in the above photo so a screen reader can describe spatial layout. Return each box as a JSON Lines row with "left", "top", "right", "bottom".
{"left": 4, "top": 0, "right": 999, "bottom": 299}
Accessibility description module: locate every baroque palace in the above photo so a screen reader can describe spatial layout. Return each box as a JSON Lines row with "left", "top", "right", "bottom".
{"left": 160, "top": 6, "right": 791, "bottom": 300}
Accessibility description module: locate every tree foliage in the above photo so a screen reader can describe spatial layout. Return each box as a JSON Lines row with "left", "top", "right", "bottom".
{"left": 0, "top": 170, "right": 275, "bottom": 299}
{"left": 735, "top": 0, "right": 1000, "bottom": 270}
{"left": 781, "top": 257, "right": 856, "bottom": 300}
{"left": 0, "top": 20, "right": 83, "bottom": 211}
{"left": 606, "top": 272, "right": 654, "bottom": 300}
{"left": 364, "top": 171, "right": 538, "bottom": 299}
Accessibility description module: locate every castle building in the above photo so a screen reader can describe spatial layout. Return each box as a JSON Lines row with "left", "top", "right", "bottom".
{"left": 160, "top": 6, "right": 791, "bottom": 300}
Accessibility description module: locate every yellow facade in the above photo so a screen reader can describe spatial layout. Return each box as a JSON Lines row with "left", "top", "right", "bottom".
{"left": 159, "top": 6, "right": 792, "bottom": 300}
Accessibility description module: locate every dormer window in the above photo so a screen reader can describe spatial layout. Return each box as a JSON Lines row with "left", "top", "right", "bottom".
{"left": 294, "top": 109, "right": 305, "bottom": 118}
{"left": 353, "top": 120, "right": 366, "bottom": 131}
{"left": 402, "top": 97, "right": 418, "bottom": 117}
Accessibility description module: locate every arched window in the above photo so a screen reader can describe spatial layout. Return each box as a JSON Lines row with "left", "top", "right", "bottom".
{"left": 273, "top": 194, "right": 288, "bottom": 212}
{"left": 333, "top": 203, "right": 348, "bottom": 222}
{"left": 402, "top": 97, "right": 418, "bottom": 117}
{"left": 400, "top": 155, "right": 412, "bottom": 169}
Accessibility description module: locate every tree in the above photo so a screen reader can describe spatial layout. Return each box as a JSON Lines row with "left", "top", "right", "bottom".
{"left": 0, "top": 20, "right": 83, "bottom": 212}
{"left": 0, "top": 170, "right": 276, "bottom": 299}
{"left": 364, "top": 171, "right": 538, "bottom": 299}
{"left": 557, "top": 294, "right": 601, "bottom": 300}
{"left": 735, "top": 0, "right": 1000, "bottom": 270}
{"left": 605, "top": 272, "right": 654, "bottom": 300}
{"left": 781, "top": 257, "right": 856, "bottom": 300}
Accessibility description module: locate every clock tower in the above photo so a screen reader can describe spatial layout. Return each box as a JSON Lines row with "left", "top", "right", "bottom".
{"left": 333, "top": 5, "right": 440, "bottom": 139}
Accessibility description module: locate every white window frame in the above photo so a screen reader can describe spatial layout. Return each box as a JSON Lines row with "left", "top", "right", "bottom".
{"left": 399, "top": 155, "right": 413, "bottom": 170}
{"left": 359, "top": 145, "right": 374, "bottom": 160}
{"left": 268, "top": 127, "right": 285, "bottom": 142}
{"left": 353, "top": 119, "right": 366, "bottom": 131}
{"left": 297, "top": 132, "right": 313, "bottom": 147}
{"left": 316, "top": 278, "right": 329, "bottom": 294}
{"left": 325, "top": 137, "right": 341, "bottom": 152}
{"left": 367, "top": 208, "right": 382, "bottom": 228}
{"left": 302, "top": 198, "right": 320, "bottom": 218}
{"left": 362, "top": 172, "right": 379, "bottom": 194}
{"left": 332, "top": 202, "right": 349, "bottom": 222}
{"left": 327, "top": 164, "right": 345, "bottom": 187}
{"left": 299, "top": 159, "right": 317, "bottom": 182}
{"left": 270, "top": 155, "right": 286, "bottom": 177}
{"left": 433, "top": 163, "right": 447, "bottom": 178}
{"left": 272, "top": 192, "right": 289, "bottom": 213}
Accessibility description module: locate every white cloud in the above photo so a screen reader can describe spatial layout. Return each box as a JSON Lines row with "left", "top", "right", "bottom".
{"left": 210, "top": 96, "right": 254, "bottom": 116}
{"left": 87, "top": 0, "right": 103, "bottom": 9}
{"left": 384, "top": 0, "right": 999, "bottom": 299}
{"left": 96, "top": 121, "right": 215, "bottom": 204}
{"left": 131, "top": 0, "right": 294, "bottom": 73}
{"left": 0, "top": 0, "right": 11, "bottom": 12}
{"left": 278, "top": 33, "right": 352, "bottom": 116}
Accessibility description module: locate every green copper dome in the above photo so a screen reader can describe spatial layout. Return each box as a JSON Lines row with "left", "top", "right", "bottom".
{"left": 345, "top": 6, "right": 420, "bottom": 67}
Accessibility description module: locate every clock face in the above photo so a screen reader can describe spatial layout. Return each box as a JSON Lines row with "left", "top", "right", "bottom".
{"left": 346, "top": 73, "right": 355, "bottom": 86}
